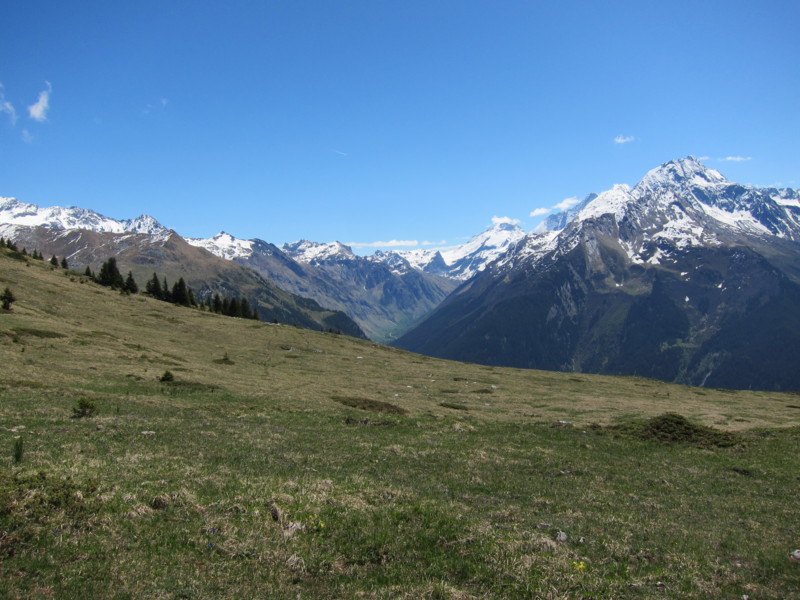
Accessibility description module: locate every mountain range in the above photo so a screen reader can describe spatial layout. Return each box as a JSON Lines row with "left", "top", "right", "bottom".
{"left": 3, "top": 156, "right": 800, "bottom": 390}
{"left": 395, "top": 157, "right": 800, "bottom": 391}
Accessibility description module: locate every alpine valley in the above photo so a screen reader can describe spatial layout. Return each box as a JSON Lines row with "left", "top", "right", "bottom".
{"left": 3, "top": 156, "right": 800, "bottom": 391}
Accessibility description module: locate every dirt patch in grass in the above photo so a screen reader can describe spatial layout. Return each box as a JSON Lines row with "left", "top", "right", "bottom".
{"left": 609, "top": 412, "right": 739, "bottom": 448}
{"left": 160, "top": 380, "right": 221, "bottom": 393}
{"left": 331, "top": 395, "right": 407, "bottom": 414}
{"left": 440, "top": 401, "right": 469, "bottom": 411}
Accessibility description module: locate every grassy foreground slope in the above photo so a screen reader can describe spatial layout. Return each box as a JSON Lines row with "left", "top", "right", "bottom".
{"left": 1, "top": 249, "right": 799, "bottom": 599}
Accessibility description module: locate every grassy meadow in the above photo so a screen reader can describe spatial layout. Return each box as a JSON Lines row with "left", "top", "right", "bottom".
{"left": 1, "top": 248, "right": 799, "bottom": 599}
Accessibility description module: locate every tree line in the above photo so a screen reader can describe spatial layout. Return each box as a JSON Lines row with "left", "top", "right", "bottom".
{"left": 88, "top": 257, "right": 259, "bottom": 320}
{"left": 0, "top": 236, "right": 69, "bottom": 268}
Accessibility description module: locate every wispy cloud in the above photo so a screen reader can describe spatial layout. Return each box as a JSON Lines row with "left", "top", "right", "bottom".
{"left": 721, "top": 156, "right": 752, "bottom": 162}
{"left": 143, "top": 97, "right": 169, "bottom": 116}
{"left": 530, "top": 207, "right": 550, "bottom": 217}
{"left": 614, "top": 134, "right": 635, "bottom": 144}
{"left": 554, "top": 196, "right": 580, "bottom": 211}
{"left": 28, "top": 81, "right": 52, "bottom": 122}
{"left": 348, "top": 239, "right": 420, "bottom": 248}
{"left": 0, "top": 84, "right": 17, "bottom": 125}
{"left": 421, "top": 240, "right": 446, "bottom": 246}
{"left": 491, "top": 216, "right": 520, "bottom": 226}
{"left": 21, "top": 129, "right": 34, "bottom": 144}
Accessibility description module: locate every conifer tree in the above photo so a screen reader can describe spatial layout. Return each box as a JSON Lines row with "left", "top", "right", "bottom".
{"left": 145, "top": 273, "right": 162, "bottom": 298}
{"left": 50, "top": 255, "right": 59, "bottom": 267}
{"left": 124, "top": 271, "right": 139, "bottom": 294}
{"left": 212, "top": 294, "right": 222, "bottom": 314}
{"left": 162, "top": 277, "right": 171, "bottom": 302}
{"left": 21, "top": 247, "right": 27, "bottom": 256}
{"left": 1, "top": 287, "right": 15, "bottom": 310}
{"left": 98, "top": 257, "right": 125, "bottom": 289}
{"left": 171, "top": 277, "right": 191, "bottom": 306}
{"left": 84, "top": 266, "right": 95, "bottom": 279}
{"left": 227, "top": 297, "right": 241, "bottom": 317}
{"left": 61, "top": 257, "right": 68, "bottom": 269}
{"left": 7, "top": 240, "right": 18, "bottom": 251}
{"left": 240, "top": 298, "right": 252, "bottom": 320}
{"left": 0, "top": 237, "right": 4, "bottom": 247}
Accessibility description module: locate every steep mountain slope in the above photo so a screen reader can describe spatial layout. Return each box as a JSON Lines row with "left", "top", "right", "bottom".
{"left": 395, "top": 157, "right": 800, "bottom": 391}
{"left": 0, "top": 219, "right": 365, "bottom": 337}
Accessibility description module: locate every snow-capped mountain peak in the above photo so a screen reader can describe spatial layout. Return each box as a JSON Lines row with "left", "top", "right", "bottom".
{"left": 391, "top": 220, "right": 526, "bottom": 280}
{"left": 0, "top": 197, "right": 168, "bottom": 236}
{"left": 282, "top": 239, "right": 357, "bottom": 263}
{"left": 186, "top": 231, "right": 255, "bottom": 260}
{"left": 634, "top": 156, "right": 727, "bottom": 196}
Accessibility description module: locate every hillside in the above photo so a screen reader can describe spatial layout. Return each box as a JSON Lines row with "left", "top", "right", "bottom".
{"left": 1, "top": 248, "right": 799, "bottom": 599}
{"left": 2, "top": 224, "right": 365, "bottom": 337}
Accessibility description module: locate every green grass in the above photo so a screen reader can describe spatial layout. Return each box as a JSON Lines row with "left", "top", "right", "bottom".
{"left": 1, "top": 248, "right": 799, "bottom": 598}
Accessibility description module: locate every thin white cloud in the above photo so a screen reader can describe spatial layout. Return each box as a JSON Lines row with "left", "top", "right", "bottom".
{"left": 530, "top": 207, "right": 550, "bottom": 217}
{"left": 721, "top": 156, "right": 752, "bottom": 162}
{"left": 421, "top": 240, "right": 447, "bottom": 246}
{"left": 21, "top": 129, "right": 34, "bottom": 144}
{"left": 614, "top": 135, "right": 635, "bottom": 144}
{"left": 554, "top": 196, "right": 580, "bottom": 211}
{"left": 697, "top": 156, "right": 710, "bottom": 161}
{"left": 28, "top": 81, "right": 52, "bottom": 122}
{"left": 491, "top": 216, "right": 520, "bottom": 226}
{"left": 0, "top": 84, "right": 17, "bottom": 125}
{"left": 348, "top": 239, "right": 420, "bottom": 248}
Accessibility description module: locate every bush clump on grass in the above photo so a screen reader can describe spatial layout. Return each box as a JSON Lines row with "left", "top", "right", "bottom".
{"left": 71, "top": 398, "right": 97, "bottom": 419}
{"left": 159, "top": 370, "right": 175, "bottom": 382}
{"left": 610, "top": 412, "right": 738, "bottom": 448}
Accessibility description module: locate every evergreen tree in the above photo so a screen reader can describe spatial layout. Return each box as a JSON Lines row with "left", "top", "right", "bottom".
{"left": 212, "top": 294, "right": 222, "bottom": 314}
{"left": 50, "top": 255, "right": 59, "bottom": 267}
{"left": 227, "top": 297, "right": 241, "bottom": 317}
{"left": 97, "top": 257, "right": 125, "bottom": 289}
{"left": 21, "top": 247, "right": 27, "bottom": 256}
{"left": 188, "top": 288, "right": 196, "bottom": 307}
{"left": 124, "top": 271, "right": 139, "bottom": 294}
{"left": 240, "top": 298, "right": 252, "bottom": 320}
{"left": 61, "top": 257, "right": 68, "bottom": 269}
{"left": 162, "top": 277, "right": 171, "bottom": 302}
{"left": 145, "top": 273, "right": 162, "bottom": 298}
{"left": 1, "top": 287, "right": 15, "bottom": 310}
{"left": 0, "top": 236, "right": 4, "bottom": 247}
{"left": 171, "top": 277, "right": 191, "bottom": 306}
{"left": 221, "top": 297, "right": 230, "bottom": 315}
{"left": 7, "top": 240, "right": 18, "bottom": 251}
{"left": 84, "top": 265, "right": 95, "bottom": 279}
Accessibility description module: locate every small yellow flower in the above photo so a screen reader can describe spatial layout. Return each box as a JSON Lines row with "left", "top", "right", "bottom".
{"left": 572, "top": 560, "right": 587, "bottom": 572}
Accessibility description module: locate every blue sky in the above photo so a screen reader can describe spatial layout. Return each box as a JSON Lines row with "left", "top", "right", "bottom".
{"left": 2, "top": 0, "right": 798, "bottom": 253}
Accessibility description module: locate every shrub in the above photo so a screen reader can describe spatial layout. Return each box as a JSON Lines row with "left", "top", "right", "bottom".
{"left": 72, "top": 398, "right": 97, "bottom": 419}
{"left": 13, "top": 438, "right": 23, "bottom": 463}
{"left": 160, "top": 370, "right": 175, "bottom": 382}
